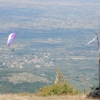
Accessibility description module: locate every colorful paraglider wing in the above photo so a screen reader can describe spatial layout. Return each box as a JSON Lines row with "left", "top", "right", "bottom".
{"left": 7, "top": 33, "right": 17, "bottom": 46}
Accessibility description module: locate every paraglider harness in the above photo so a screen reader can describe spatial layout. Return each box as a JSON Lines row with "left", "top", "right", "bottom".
{"left": 12, "top": 49, "right": 14, "bottom": 51}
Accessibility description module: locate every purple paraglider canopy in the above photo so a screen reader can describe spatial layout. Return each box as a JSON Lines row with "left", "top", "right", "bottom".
{"left": 7, "top": 33, "right": 17, "bottom": 46}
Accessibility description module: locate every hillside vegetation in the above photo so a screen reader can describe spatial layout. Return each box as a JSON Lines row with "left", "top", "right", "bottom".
{"left": 36, "top": 69, "right": 79, "bottom": 96}
{"left": 36, "top": 82, "right": 79, "bottom": 96}
{"left": 0, "top": 69, "right": 99, "bottom": 100}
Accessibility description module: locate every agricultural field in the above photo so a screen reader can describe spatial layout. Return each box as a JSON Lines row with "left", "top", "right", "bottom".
{"left": 0, "top": 29, "right": 99, "bottom": 93}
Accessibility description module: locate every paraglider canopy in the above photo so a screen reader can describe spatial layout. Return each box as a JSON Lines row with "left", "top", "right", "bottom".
{"left": 7, "top": 33, "right": 17, "bottom": 46}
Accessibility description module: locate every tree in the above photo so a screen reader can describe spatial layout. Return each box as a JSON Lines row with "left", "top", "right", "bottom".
{"left": 55, "top": 68, "right": 66, "bottom": 84}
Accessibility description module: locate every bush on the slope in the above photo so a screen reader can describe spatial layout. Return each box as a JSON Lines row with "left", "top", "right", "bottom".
{"left": 36, "top": 82, "right": 79, "bottom": 96}
{"left": 36, "top": 69, "right": 79, "bottom": 96}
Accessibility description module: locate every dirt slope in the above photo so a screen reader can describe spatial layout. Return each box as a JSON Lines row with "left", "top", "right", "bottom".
{"left": 0, "top": 94, "right": 99, "bottom": 100}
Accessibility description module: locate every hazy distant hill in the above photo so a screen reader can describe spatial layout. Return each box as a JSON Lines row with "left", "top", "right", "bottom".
{"left": 0, "top": 0, "right": 100, "bottom": 32}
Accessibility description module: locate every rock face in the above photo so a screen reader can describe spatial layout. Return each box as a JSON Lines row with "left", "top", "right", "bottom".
{"left": 88, "top": 88, "right": 100, "bottom": 98}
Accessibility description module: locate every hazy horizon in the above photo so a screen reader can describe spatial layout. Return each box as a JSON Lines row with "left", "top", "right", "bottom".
{"left": 0, "top": 0, "right": 100, "bottom": 33}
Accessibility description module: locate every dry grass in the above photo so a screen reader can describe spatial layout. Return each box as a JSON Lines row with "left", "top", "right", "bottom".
{"left": 0, "top": 94, "right": 99, "bottom": 100}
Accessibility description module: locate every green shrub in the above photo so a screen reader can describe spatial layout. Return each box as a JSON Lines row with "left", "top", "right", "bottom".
{"left": 36, "top": 69, "right": 79, "bottom": 96}
{"left": 36, "top": 82, "right": 79, "bottom": 96}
